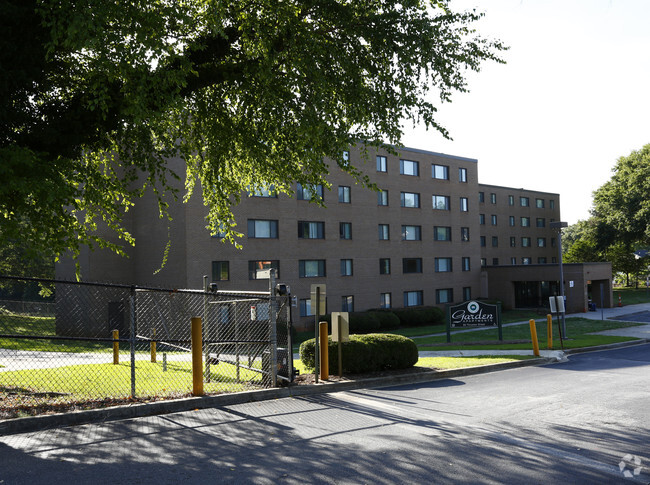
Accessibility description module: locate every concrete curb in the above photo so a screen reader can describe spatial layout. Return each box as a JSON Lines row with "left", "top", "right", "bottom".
{"left": 0, "top": 356, "right": 553, "bottom": 436}
{"left": 2, "top": 338, "right": 647, "bottom": 437}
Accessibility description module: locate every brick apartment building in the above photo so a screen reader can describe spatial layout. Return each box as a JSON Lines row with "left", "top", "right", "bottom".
{"left": 59, "top": 144, "right": 611, "bottom": 330}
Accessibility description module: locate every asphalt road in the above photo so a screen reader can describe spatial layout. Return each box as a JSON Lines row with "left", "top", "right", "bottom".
{"left": 0, "top": 344, "right": 648, "bottom": 484}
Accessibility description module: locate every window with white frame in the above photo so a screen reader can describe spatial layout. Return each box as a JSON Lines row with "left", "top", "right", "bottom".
{"left": 436, "top": 288, "right": 453, "bottom": 304}
{"left": 432, "top": 195, "right": 449, "bottom": 210}
{"left": 434, "top": 226, "right": 451, "bottom": 241}
{"left": 376, "top": 155, "right": 387, "bottom": 172}
{"left": 402, "top": 225, "right": 421, "bottom": 241}
{"left": 378, "top": 224, "right": 390, "bottom": 240}
{"left": 460, "top": 197, "right": 469, "bottom": 212}
{"left": 297, "top": 221, "right": 324, "bottom": 239}
{"left": 400, "top": 159, "right": 419, "bottom": 176}
{"left": 435, "top": 257, "right": 452, "bottom": 272}
{"left": 338, "top": 186, "right": 351, "bottom": 203}
{"left": 401, "top": 191, "right": 420, "bottom": 208}
{"left": 340, "top": 259, "right": 353, "bottom": 276}
{"left": 432, "top": 164, "right": 449, "bottom": 180}
{"left": 248, "top": 219, "right": 279, "bottom": 238}
{"left": 404, "top": 290, "right": 423, "bottom": 307}
{"left": 459, "top": 167, "right": 468, "bottom": 183}
{"left": 299, "top": 260, "right": 326, "bottom": 277}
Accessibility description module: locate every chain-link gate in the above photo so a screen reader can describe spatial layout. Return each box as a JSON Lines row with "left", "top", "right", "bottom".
{"left": 0, "top": 275, "right": 294, "bottom": 416}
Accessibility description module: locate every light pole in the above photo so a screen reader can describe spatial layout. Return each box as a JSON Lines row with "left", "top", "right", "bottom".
{"left": 550, "top": 221, "right": 568, "bottom": 337}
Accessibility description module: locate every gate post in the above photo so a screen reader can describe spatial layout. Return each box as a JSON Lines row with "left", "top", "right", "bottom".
{"left": 269, "top": 269, "right": 278, "bottom": 387}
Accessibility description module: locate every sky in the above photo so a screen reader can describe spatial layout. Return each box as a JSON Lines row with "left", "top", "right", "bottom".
{"left": 401, "top": 0, "right": 650, "bottom": 225}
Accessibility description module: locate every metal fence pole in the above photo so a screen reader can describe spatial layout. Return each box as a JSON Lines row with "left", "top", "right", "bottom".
{"left": 269, "top": 269, "right": 277, "bottom": 387}
{"left": 130, "top": 285, "right": 136, "bottom": 398}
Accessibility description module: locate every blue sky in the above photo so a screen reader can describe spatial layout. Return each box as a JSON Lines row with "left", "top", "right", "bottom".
{"left": 402, "top": 0, "right": 650, "bottom": 224}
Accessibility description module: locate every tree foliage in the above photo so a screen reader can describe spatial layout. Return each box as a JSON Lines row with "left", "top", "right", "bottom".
{"left": 1, "top": 0, "right": 506, "bottom": 265}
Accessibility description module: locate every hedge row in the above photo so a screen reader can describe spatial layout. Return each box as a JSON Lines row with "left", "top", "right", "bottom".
{"left": 299, "top": 333, "right": 419, "bottom": 374}
{"left": 320, "top": 306, "right": 445, "bottom": 334}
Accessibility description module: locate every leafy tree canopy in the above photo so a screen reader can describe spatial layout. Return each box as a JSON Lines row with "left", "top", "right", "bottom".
{"left": 1, "top": 0, "right": 506, "bottom": 265}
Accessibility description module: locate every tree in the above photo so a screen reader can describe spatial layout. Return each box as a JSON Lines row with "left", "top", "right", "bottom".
{"left": 592, "top": 143, "right": 650, "bottom": 247}
{"left": 0, "top": 0, "right": 506, "bottom": 266}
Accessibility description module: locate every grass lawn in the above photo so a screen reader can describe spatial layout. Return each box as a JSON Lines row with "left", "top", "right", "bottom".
{"left": 414, "top": 317, "right": 641, "bottom": 350}
{"left": 615, "top": 287, "right": 650, "bottom": 305}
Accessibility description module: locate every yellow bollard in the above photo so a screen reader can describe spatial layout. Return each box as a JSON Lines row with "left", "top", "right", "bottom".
{"left": 529, "top": 319, "right": 540, "bottom": 357}
{"left": 151, "top": 327, "right": 157, "bottom": 363}
{"left": 113, "top": 329, "right": 119, "bottom": 365}
{"left": 546, "top": 314, "right": 553, "bottom": 350}
{"left": 319, "top": 321, "right": 329, "bottom": 381}
{"left": 191, "top": 317, "right": 204, "bottom": 396}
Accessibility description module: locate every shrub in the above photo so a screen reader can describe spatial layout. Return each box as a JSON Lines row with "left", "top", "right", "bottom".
{"left": 299, "top": 333, "right": 418, "bottom": 374}
{"left": 349, "top": 312, "right": 381, "bottom": 333}
{"left": 392, "top": 306, "right": 445, "bottom": 326}
{"left": 369, "top": 311, "right": 401, "bottom": 330}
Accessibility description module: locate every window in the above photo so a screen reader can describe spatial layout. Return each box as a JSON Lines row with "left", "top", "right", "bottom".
{"left": 491, "top": 214, "right": 497, "bottom": 225}
{"left": 248, "top": 260, "right": 279, "bottom": 280}
{"left": 551, "top": 237, "right": 557, "bottom": 247}
{"left": 480, "top": 236, "right": 486, "bottom": 247}
{"left": 509, "top": 216, "right": 515, "bottom": 227}
{"left": 380, "top": 293, "right": 391, "bottom": 309}
{"left": 340, "top": 259, "right": 353, "bottom": 276}
{"left": 400, "top": 159, "right": 419, "bottom": 176}
{"left": 297, "top": 221, "right": 325, "bottom": 239}
{"left": 378, "top": 189, "right": 389, "bottom": 206}
{"left": 436, "top": 288, "right": 453, "bottom": 304}
{"left": 404, "top": 290, "right": 423, "bottom": 307}
{"left": 508, "top": 195, "right": 515, "bottom": 206}
{"left": 537, "top": 237, "right": 546, "bottom": 247}
{"left": 492, "top": 236, "right": 498, "bottom": 247}
{"left": 211, "top": 225, "right": 227, "bottom": 239}
{"left": 463, "top": 287, "right": 471, "bottom": 301}
{"left": 299, "top": 260, "right": 326, "bottom": 277}
{"left": 378, "top": 224, "right": 390, "bottom": 240}
{"left": 538, "top": 257, "right": 548, "bottom": 264}
{"left": 299, "top": 299, "right": 313, "bottom": 317}
{"left": 432, "top": 164, "right": 449, "bottom": 180}
{"left": 536, "top": 218, "right": 546, "bottom": 228}
{"left": 460, "top": 197, "right": 469, "bottom": 212}
{"left": 522, "top": 257, "right": 531, "bottom": 265}
{"left": 459, "top": 167, "right": 468, "bottom": 183}
{"left": 536, "top": 198, "right": 545, "bottom": 209}
{"left": 249, "top": 186, "right": 277, "bottom": 197}
{"left": 490, "top": 193, "right": 497, "bottom": 204}
{"left": 434, "top": 226, "right": 451, "bottom": 241}
{"left": 379, "top": 258, "right": 391, "bottom": 275}
{"left": 479, "top": 192, "right": 485, "bottom": 203}
{"left": 461, "top": 227, "right": 470, "bottom": 242}
{"left": 521, "top": 237, "right": 531, "bottom": 247}
{"left": 432, "top": 195, "right": 450, "bottom": 210}
{"left": 520, "top": 196, "right": 530, "bottom": 207}
{"left": 376, "top": 155, "right": 387, "bottom": 172}
{"left": 339, "top": 222, "right": 352, "bottom": 240}
{"left": 338, "top": 186, "right": 351, "bottom": 203}
{"left": 462, "top": 257, "right": 471, "bottom": 271}
{"left": 481, "top": 258, "right": 487, "bottom": 267}
{"left": 521, "top": 217, "right": 531, "bottom": 227}
{"left": 248, "top": 219, "right": 278, "bottom": 239}
{"left": 511, "top": 257, "right": 517, "bottom": 265}
{"left": 550, "top": 200, "right": 555, "bottom": 210}
{"left": 212, "top": 261, "right": 229, "bottom": 281}
{"left": 341, "top": 295, "right": 354, "bottom": 312}
{"left": 297, "top": 183, "right": 324, "bottom": 201}
{"left": 435, "top": 257, "right": 452, "bottom": 272}
{"left": 403, "top": 258, "right": 423, "bottom": 273}
{"left": 402, "top": 225, "right": 422, "bottom": 241}
{"left": 479, "top": 214, "right": 485, "bottom": 225}
{"left": 492, "top": 258, "right": 499, "bottom": 265}
{"left": 510, "top": 237, "right": 516, "bottom": 247}
{"left": 401, "top": 191, "right": 421, "bottom": 208}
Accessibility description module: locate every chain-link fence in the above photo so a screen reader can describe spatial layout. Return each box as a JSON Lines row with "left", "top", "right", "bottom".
{"left": 0, "top": 275, "right": 293, "bottom": 416}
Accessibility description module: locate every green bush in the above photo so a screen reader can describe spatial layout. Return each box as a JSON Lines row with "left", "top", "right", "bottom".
{"left": 392, "top": 306, "right": 445, "bottom": 326}
{"left": 349, "top": 312, "right": 381, "bottom": 333}
{"left": 299, "top": 333, "right": 418, "bottom": 374}
{"left": 369, "top": 311, "right": 401, "bottom": 330}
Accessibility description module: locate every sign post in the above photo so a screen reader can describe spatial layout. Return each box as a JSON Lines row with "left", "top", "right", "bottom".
{"left": 310, "top": 284, "right": 326, "bottom": 383}
{"left": 331, "top": 312, "right": 349, "bottom": 377}
{"left": 447, "top": 300, "right": 502, "bottom": 343}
